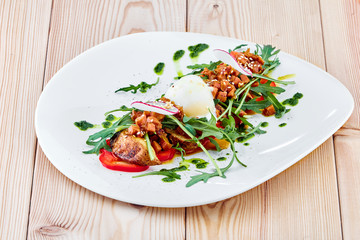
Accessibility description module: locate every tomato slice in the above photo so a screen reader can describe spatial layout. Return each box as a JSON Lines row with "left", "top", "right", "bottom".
{"left": 156, "top": 148, "right": 176, "bottom": 162}
{"left": 99, "top": 149, "right": 149, "bottom": 172}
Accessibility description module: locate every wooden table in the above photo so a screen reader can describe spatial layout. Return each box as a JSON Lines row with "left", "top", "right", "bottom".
{"left": 1, "top": 0, "right": 359, "bottom": 239}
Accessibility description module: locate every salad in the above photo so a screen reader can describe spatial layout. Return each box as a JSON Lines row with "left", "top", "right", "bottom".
{"left": 75, "top": 43, "right": 302, "bottom": 187}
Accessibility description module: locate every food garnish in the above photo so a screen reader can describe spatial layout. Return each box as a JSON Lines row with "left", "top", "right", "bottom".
{"left": 115, "top": 78, "right": 160, "bottom": 94}
{"left": 213, "top": 49, "right": 253, "bottom": 76}
{"left": 76, "top": 42, "right": 303, "bottom": 187}
{"left": 131, "top": 101, "right": 179, "bottom": 115}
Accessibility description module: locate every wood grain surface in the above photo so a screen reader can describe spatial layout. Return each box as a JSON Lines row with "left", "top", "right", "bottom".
{"left": 0, "top": 1, "right": 52, "bottom": 239}
{"left": 27, "top": 0, "right": 186, "bottom": 239}
{"left": 0, "top": 0, "right": 358, "bottom": 239}
{"left": 321, "top": 0, "right": 360, "bottom": 238}
{"left": 186, "top": 0, "right": 342, "bottom": 239}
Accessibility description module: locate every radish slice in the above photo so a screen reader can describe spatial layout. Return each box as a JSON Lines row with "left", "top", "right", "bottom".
{"left": 213, "top": 49, "right": 253, "bottom": 76}
{"left": 131, "top": 101, "right": 179, "bottom": 115}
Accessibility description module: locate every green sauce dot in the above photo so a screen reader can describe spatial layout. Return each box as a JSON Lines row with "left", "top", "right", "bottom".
{"left": 74, "top": 120, "right": 94, "bottom": 131}
{"left": 102, "top": 121, "right": 111, "bottom": 128}
{"left": 154, "top": 62, "right": 165, "bottom": 75}
{"left": 105, "top": 114, "right": 115, "bottom": 121}
{"left": 244, "top": 143, "right": 250, "bottom": 146}
{"left": 188, "top": 43, "right": 209, "bottom": 58}
{"left": 191, "top": 159, "right": 200, "bottom": 164}
{"left": 279, "top": 123, "right": 287, "bottom": 127}
{"left": 217, "top": 157, "right": 227, "bottom": 161}
{"left": 293, "top": 92, "right": 303, "bottom": 99}
{"left": 261, "top": 122, "right": 269, "bottom": 128}
{"left": 162, "top": 177, "right": 176, "bottom": 183}
{"left": 196, "top": 163, "right": 208, "bottom": 169}
{"left": 173, "top": 50, "right": 185, "bottom": 61}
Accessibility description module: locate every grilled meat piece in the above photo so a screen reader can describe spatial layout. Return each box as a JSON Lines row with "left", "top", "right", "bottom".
{"left": 164, "top": 128, "right": 198, "bottom": 152}
{"left": 110, "top": 131, "right": 161, "bottom": 166}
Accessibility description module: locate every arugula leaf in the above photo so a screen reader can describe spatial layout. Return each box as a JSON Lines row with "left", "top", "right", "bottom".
{"left": 144, "top": 132, "right": 155, "bottom": 161}
{"left": 186, "top": 170, "right": 226, "bottom": 187}
{"left": 83, "top": 112, "right": 133, "bottom": 154}
{"left": 174, "top": 61, "right": 222, "bottom": 80}
{"left": 184, "top": 123, "right": 197, "bottom": 136}
{"left": 168, "top": 115, "right": 222, "bottom": 177}
{"left": 133, "top": 168, "right": 183, "bottom": 180}
{"left": 239, "top": 98, "right": 271, "bottom": 113}
{"left": 104, "top": 105, "right": 134, "bottom": 115}
{"left": 183, "top": 117, "right": 223, "bottom": 140}
{"left": 232, "top": 44, "right": 248, "bottom": 52}
{"left": 252, "top": 74, "right": 295, "bottom": 85}
{"left": 263, "top": 92, "right": 287, "bottom": 118}
{"left": 208, "top": 138, "right": 221, "bottom": 152}
{"left": 255, "top": 44, "right": 281, "bottom": 75}
{"left": 115, "top": 78, "right": 159, "bottom": 94}
{"left": 251, "top": 81, "right": 285, "bottom": 95}
{"left": 186, "top": 61, "right": 221, "bottom": 70}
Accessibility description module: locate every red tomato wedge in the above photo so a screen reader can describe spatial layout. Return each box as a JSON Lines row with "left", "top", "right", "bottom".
{"left": 99, "top": 149, "right": 149, "bottom": 172}
{"left": 156, "top": 148, "right": 176, "bottom": 162}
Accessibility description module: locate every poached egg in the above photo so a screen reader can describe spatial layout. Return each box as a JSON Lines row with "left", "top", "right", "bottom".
{"left": 165, "top": 75, "right": 215, "bottom": 118}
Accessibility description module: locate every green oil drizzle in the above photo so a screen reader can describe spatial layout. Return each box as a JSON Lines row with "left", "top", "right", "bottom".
{"left": 217, "top": 157, "right": 227, "bottom": 161}
{"left": 277, "top": 74, "right": 296, "bottom": 80}
{"left": 154, "top": 62, "right": 165, "bottom": 75}
{"left": 74, "top": 120, "right": 94, "bottom": 131}
{"left": 244, "top": 143, "right": 250, "bottom": 146}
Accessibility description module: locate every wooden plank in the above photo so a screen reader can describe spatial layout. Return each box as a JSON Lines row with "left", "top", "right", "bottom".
{"left": 186, "top": 0, "right": 342, "bottom": 239}
{"left": 320, "top": 0, "right": 360, "bottom": 129}
{"left": 0, "top": 0, "right": 52, "bottom": 239}
{"left": 28, "top": 0, "right": 186, "bottom": 239}
{"left": 334, "top": 133, "right": 360, "bottom": 238}
{"left": 320, "top": 0, "right": 360, "bottom": 237}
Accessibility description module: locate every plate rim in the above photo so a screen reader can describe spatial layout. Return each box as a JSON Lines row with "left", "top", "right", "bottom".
{"left": 35, "top": 31, "right": 354, "bottom": 207}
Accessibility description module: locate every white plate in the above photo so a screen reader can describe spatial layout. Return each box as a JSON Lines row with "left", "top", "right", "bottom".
{"left": 35, "top": 32, "right": 354, "bottom": 207}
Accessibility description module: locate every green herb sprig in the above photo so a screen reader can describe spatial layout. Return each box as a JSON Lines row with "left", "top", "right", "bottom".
{"left": 115, "top": 78, "right": 160, "bottom": 94}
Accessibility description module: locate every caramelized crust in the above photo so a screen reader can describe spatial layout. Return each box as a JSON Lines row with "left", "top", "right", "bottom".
{"left": 110, "top": 131, "right": 161, "bottom": 166}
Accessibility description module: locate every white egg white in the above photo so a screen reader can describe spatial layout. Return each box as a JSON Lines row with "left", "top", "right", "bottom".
{"left": 165, "top": 75, "right": 215, "bottom": 118}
